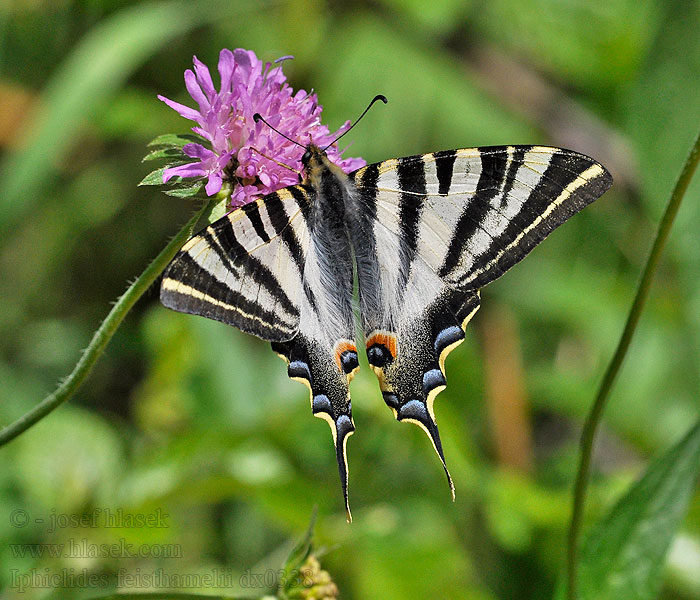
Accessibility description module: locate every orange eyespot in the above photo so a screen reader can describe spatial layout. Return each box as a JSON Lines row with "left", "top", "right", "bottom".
{"left": 365, "top": 331, "right": 397, "bottom": 360}
{"left": 334, "top": 340, "right": 358, "bottom": 374}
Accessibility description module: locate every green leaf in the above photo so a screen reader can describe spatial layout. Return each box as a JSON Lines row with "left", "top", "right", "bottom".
{"left": 142, "top": 147, "right": 189, "bottom": 163}
{"left": 283, "top": 507, "right": 317, "bottom": 570}
{"left": 138, "top": 166, "right": 169, "bottom": 187}
{"left": 278, "top": 507, "right": 318, "bottom": 596}
{"left": 557, "top": 419, "right": 700, "bottom": 600}
{"left": 139, "top": 167, "right": 203, "bottom": 194}
{"left": 147, "top": 133, "right": 203, "bottom": 149}
{"left": 163, "top": 182, "right": 205, "bottom": 198}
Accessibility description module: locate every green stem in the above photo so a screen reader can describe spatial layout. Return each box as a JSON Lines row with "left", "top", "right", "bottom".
{"left": 566, "top": 128, "right": 700, "bottom": 600}
{"left": 0, "top": 198, "right": 215, "bottom": 448}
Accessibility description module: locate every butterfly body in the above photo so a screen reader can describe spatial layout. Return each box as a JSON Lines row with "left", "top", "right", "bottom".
{"left": 161, "top": 144, "right": 612, "bottom": 520}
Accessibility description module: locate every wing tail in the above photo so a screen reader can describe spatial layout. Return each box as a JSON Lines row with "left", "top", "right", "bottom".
{"left": 273, "top": 334, "right": 358, "bottom": 522}
{"left": 366, "top": 291, "right": 480, "bottom": 498}
{"left": 397, "top": 398, "right": 455, "bottom": 500}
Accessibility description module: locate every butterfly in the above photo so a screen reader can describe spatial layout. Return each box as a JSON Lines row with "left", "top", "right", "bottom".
{"left": 160, "top": 136, "right": 612, "bottom": 521}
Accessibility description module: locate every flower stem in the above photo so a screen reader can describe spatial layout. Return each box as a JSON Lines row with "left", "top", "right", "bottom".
{"left": 566, "top": 127, "right": 700, "bottom": 600}
{"left": 0, "top": 198, "right": 214, "bottom": 448}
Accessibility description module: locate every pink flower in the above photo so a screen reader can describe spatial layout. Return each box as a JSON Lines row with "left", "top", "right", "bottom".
{"left": 158, "top": 49, "right": 365, "bottom": 206}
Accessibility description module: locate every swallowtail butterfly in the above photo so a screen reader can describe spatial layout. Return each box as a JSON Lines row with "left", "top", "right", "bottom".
{"left": 161, "top": 123, "right": 612, "bottom": 520}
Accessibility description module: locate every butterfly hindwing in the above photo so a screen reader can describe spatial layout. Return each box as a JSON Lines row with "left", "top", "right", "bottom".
{"left": 275, "top": 162, "right": 360, "bottom": 520}
{"left": 272, "top": 331, "right": 357, "bottom": 521}
{"left": 362, "top": 289, "right": 481, "bottom": 495}
{"left": 351, "top": 146, "right": 612, "bottom": 490}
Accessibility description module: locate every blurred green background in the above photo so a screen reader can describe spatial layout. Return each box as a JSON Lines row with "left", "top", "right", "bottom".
{"left": 1, "top": 0, "right": 700, "bottom": 598}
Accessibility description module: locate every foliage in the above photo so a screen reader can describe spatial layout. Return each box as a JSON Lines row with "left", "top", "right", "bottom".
{"left": 557, "top": 420, "right": 700, "bottom": 600}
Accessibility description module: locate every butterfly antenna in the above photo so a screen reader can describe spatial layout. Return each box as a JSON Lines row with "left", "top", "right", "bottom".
{"left": 253, "top": 113, "right": 306, "bottom": 149}
{"left": 322, "top": 94, "right": 388, "bottom": 152}
{"left": 250, "top": 147, "right": 302, "bottom": 177}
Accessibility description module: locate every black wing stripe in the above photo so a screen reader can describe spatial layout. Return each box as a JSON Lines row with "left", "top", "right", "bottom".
{"left": 288, "top": 184, "right": 313, "bottom": 224}
{"left": 433, "top": 149, "right": 457, "bottom": 196}
{"left": 509, "top": 150, "right": 581, "bottom": 221}
{"left": 273, "top": 187, "right": 320, "bottom": 313}
{"left": 206, "top": 220, "right": 299, "bottom": 317}
{"left": 461, "top": 152, "right": 611, "bottom": 287}
{"left": 481, "top": 150, "right": 601, "bottom": 257}
{"left": 241, "top": 201, "right": 271, "bottom": 243}
{"left": 438, "top": 148, "right": 508, "bottom": 278}
{"left": 396, "top": 156, "right": 427, "bottom": 298}
{"left": 461, "top": 148, "right": 592, "bottom": 241}
{"left": 162, "top": 253, "right": 292, "bottom": 336}
{"left": 354, "top": 162, "right": 380, "bottom": 226}
{"left": 265, "top": 190, "right": 306, "bottom": 275}
{"left": 498, "top": 146, "right": 529, "bottom": 207}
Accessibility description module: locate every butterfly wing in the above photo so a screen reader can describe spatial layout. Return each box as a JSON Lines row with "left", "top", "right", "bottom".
{"left": 270, "top": 188, "right": 359, "bottom": 520}
{"left": 161, "top": 182, "right": 358, "bottom": 520}
{"left": 272, "top": 327, "right": 357, "bottom": 521}
{"left": 351, "top": 146, "right": 612, "bottom": 491}
{"left": 161, "top": 187, "right": 312, "bottom": 341}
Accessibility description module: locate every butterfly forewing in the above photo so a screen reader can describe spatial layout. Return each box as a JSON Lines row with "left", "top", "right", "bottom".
{"left": 161, "top": 187, "right": 312, "bottom": 341}
{"left": 354, "top": 146, "right": 612, "bottom": 292}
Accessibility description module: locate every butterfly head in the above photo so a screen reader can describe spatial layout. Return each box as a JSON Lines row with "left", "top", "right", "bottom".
{"left": 301, "top": 144, "right": 327, "bottom": 172}
{"left": 302, "top": 144, "right": 356, "bottom": 196}
{"left": 255, "top": 94, "right": 387, "bottom": 181}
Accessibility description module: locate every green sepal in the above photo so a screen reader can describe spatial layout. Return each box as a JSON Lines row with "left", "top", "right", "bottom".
{"left": 139, "top": 166, "right": 205, "bottom": 199}
{"left": 138, "top": 166, "right": 169, "bottom": 186}
{"left": 205, "top": 185, "right": 233, "bottom": 224}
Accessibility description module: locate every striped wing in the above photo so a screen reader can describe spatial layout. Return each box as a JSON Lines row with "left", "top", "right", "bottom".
{"left": 162, "top": 177, "right": 359, "bottom": 521}
{"left": 351, "top": 146, "right": 612, "bottom": 491}
{"left": 161, "top": 186, "right": 312, "bottom": 342}
{"left": 270, "top": 178, "right": 360, "bottom": 521}
{"left": 358, "top": 146, "right": 613, "bottom": 293}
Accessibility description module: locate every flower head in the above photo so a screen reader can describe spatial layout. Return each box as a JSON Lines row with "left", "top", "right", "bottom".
{"left": 287, "top": 554, "right": 338, "bottom": 600}
{"left": 158, "top": 49, "right": 365, "bottom": 206}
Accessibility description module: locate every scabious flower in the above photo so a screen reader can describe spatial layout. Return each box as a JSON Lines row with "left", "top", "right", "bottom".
{"left": 158, "top": 48, "right": 365, "bottom": 206}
